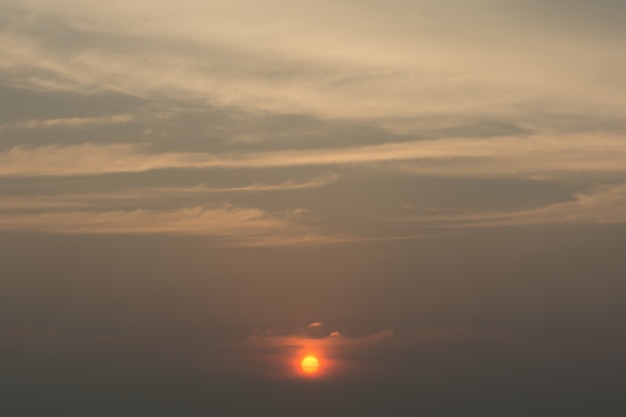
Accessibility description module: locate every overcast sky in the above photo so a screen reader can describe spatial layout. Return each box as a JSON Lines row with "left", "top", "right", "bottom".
{"left": 2, "top": 1, "right": 626, "bottom": 415}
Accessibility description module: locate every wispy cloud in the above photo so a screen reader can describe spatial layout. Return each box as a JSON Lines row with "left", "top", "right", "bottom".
{"left": 1, "top": 134, "right": 625, "bottom": 178}
{"left": 193, "top": 174, "right": 340, "bottom": 192}
{"left": 2, "top": 0, "right": 625, "bottom": 122}
{"left": 0, "top": 205, "right": 344, "bottom": 246}
{"left": 0, "top": 114, "right": 133, "bottom": 130}
{"left": 402, "top": 184, "right": 626, "bottom": 227}
{"left": 0, "top": 175, "right": 339, "bottom": 211}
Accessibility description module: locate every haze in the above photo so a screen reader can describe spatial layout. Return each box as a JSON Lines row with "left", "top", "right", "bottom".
{"left": 1, "top": 1, "right": 625, "bottom": 415}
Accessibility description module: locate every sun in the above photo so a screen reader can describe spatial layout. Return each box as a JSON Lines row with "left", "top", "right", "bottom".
{"left": 300, "top": 355, "right": 320, "bottom": 374}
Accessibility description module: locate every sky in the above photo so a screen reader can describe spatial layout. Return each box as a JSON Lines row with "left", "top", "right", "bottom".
{"left": 1, "top": 1, "right": 626, "bottom": 415}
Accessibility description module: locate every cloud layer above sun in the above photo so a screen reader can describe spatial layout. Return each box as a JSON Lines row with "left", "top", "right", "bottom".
{"left": 2, "top": 0, "right": 626, "bottom": 245}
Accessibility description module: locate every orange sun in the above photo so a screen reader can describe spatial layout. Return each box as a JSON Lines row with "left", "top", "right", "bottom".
{"left": 300, "top": 355, "right": 320, "bottom": 374}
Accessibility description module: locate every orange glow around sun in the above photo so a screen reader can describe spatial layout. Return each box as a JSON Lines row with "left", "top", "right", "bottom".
{"left": 300, "top": 355, "right": 320, "bottom": 374}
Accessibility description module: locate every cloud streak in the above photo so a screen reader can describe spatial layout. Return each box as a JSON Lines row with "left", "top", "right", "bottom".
{"left": 403, "top": 184, "right": 626, "bottom": 227}
{"left": 0, "top": 205, "right": 343, "bottom": 246}
{"left": 0, "top": 114, "right": 133, "bottom": 130}
{"left": 0, "top": 175, "right": 340, "bottom": 210}
{"left": 2, "top": 133, "right": 625, "bottom": 178}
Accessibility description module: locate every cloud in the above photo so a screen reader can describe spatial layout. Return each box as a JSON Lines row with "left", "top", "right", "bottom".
{"left": 245, "top": 324, "right": 520, "bottom": 360}
{"left": 0, "top": 205, "right": 343, "bottom": 246}
{"left": 403, "top": 184, "right": 626, "bottom": 227}
{"left": 251, "top": 322, "right": 338, "bottom": 340}
{"left": 194, "top": 174, "right": 340, "bottom": 192}
{"left": 2, "top": 133, "right": 625, "bottom": 178}
{"left": 0, "top": 176, "right": 339, "bottom": 210}
{"left": 0, "top": 114, "right": 133, "bottom": 130}
{"left": 1, "top": 0, "right": 625, "bottom": 122}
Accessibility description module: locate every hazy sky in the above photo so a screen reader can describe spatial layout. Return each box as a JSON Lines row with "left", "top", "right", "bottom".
{"left": 2, "top": 1, "right": 626, "bottom": 415}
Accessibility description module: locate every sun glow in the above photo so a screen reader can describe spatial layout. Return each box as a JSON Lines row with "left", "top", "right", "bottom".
{"left": 300, "top": 355, "right": 320, "bottom": 374}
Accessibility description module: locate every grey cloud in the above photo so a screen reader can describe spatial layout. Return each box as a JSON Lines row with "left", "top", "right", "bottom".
{"left": 402, "top": 183, "right": 626, "bottom": 228}
{"left": 250, "top": 323, "right": 338, "bottom": 340}
{"left": 0, "top": 85, "right": 143, "bottom": 122}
